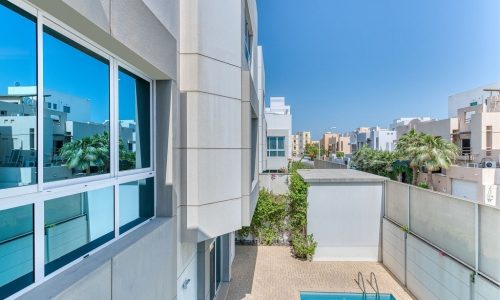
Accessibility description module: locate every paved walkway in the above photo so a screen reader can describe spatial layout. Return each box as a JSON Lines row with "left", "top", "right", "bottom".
{"left": 226, "top": 246, "right": 414, "bottom": 300}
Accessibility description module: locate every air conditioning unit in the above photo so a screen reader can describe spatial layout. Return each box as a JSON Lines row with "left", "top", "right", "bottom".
{"left": 484, "top": 160, "right": 496, "bottom": 168}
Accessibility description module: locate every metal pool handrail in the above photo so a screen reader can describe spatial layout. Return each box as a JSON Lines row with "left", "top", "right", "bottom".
{"left": 367, "top": 272, "right": 380, "bottom": 300}
{"left": 354, "top": 271, "right": 366, "bottom": 298}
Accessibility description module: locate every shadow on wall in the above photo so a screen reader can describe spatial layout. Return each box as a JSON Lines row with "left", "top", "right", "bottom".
{"left": 226, "top": 245, "right": 258, "bottom": 299}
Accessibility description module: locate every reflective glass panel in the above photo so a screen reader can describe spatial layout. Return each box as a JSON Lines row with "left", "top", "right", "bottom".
{"left": 119, "top": 177, "right": 154, "bottom": 234}
{"left": 0, "top": 1, "right": 37, "bottom": 189}
{"left": 44, "top": 187, "right": 114, "bottom": 274}
{"left": 118, "top": 67, "right": 150, "bottom": 171}
{"left": 43, "top": 27, "right": 110, "bottom": 182}
{"left": 0, "top": 204, "right": 34, "bottom": 299}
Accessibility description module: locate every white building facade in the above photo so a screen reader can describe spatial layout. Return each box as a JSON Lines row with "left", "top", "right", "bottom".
{"left": 0, "top": 1, "right": 262, "bottom": 300}
{"left": 264, "top": 97, "right": 292, "bottom": 171}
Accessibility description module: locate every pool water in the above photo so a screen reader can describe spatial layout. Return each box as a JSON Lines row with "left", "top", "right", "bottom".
{"left": 300, "top": 292, "right": 396, "bottom": 300}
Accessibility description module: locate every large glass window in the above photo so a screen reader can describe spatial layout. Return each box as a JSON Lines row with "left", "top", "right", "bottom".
{"left": 119, "top": 177, "right": 154, "bottom": 234}
{"left": 267, "top": 136, "right": 285, "bottom": 157}
{"left": 0, "top": 1, "right": 37, "bottom": 189}
{"left": 43, "top": 27, "right": 110, "bottom": 183}
{"left": 0, "top": 204, "right": 34, "bottom": 299}
{"left": 0, "top": 1, "right": 157, "bottom": 293}
{"left": 44, "top": 187, "right": 114, "bottom": 274}
{"left": 118, "top": 67, "right": 151, "bottom": 171}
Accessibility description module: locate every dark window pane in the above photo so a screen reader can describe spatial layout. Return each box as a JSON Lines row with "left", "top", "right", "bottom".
{"left": 44, "top": 187, "right": 114, "bottom": 274}
{"left": 43, "top": 27, "right": 110, "bottom": 182}
{"left": 0, "top": 1, "right": 37, "bottom": 189}
{"left": 277, "top": 137, "right": 284, "bottom": 149}
{"left": 118, "top": 67, "right": 150, "bottom": 171}
{"left": 119, "top": 177, "right": 154, "bottom": 234}
{"left": 0, "top": 204, "right": 34, "bottom": 299}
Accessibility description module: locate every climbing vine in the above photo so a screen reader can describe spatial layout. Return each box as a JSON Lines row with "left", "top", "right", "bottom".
{"left": 237, "top": 161, "right": 317, "bottom": 260}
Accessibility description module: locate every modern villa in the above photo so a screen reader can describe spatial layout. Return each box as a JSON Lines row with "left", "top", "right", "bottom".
{"left": 0, "top": 0, "right": 263, "bottom": 299}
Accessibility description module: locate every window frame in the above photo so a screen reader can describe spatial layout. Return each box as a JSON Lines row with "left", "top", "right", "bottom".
{"left": 267, "top": 136, "right": 286, "bottom": 157}
{"left": 116, "top": 62, "right": 154, "bottom": 177}
{"left": 40, "top": 17, "right": 114, "bottom": 190}
{"left": 0, "top": 0, "right": 158, "bottom": 296}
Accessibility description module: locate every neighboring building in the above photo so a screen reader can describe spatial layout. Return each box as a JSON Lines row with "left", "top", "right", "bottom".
{"left": 0, "top": 1, "right": 262, "bottom": 300}
{"left": 334, "top": 135, "right": 352, "bottom": 155}
{"left": 396, "top": 90, "right": 500, "bottom": 207}
{"left": 369, "top": 127, "right": 397, "bottom": 152}
{"left": 320, "top": 132, "right": 338, "bottom": 153}
{"left": 296, "top": 131, "right": 311, "bottom": 155}
{"left": 396, "top": 118, "right": 459, "bottom": 140}
{"left": 264, "top": 97, "right": 292, "bottom": 171}
{"left": 349, "top": 127, "right": 396, "bottom": 152}
{"left": 290, "top": 134, "right": 298, "bottom": 157}
{"left": 349, "top": 127, "right": 370, "bottom": 152}
{"left": 448, "top": 82, "right": 500, "bottom": 117}
{"left": 390, "top": 117, "right": 434, "bottom": 130}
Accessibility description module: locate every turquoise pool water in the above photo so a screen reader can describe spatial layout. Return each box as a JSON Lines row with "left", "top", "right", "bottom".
{"left": 300, "top": 292, "right": 396, "bottom": 300}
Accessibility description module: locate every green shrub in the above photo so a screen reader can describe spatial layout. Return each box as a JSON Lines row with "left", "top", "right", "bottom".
{"left": 240, "top": 189, "right": 287, "bottom": 245}
{"left": 288, "top": 170, "right": 309, "bottom": 234}
{"left": 291, "top": 233, "right": 317, "bottom": 261}
{"left": 259, "top": 227, "right": 279, "bottom": 245}
{"left": 418, "top": 182, "right": 429, "bottom": 189}
{"left": 336, "top": 151, "right": 344, "bottom": 158}
{"left": 236, "top": 226, "right": 251, "bottom": 241}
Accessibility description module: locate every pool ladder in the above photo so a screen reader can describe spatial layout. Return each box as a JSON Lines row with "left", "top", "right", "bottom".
{"left": 355, "top": 272, "right": 380, "bottom": 300}
{"left": 354, "top": 272, "right": 367, "bottom": 299}
{"left": 367, "top": 272, "right": 380, "bottom": 300}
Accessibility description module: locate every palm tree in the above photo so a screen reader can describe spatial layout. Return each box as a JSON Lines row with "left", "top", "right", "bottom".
{"left": 416, "top": 135, "right": 458, "bottom": 190}
{"left": 396, "top": 129, "right": 426, "bottom": 185}
{"left": 59, "top": 133, "right": 109, "bottom": 175}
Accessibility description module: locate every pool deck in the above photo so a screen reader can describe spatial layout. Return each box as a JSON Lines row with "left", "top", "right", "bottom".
{"left": 224, "top": 246, "right": 414, "bottom": 300}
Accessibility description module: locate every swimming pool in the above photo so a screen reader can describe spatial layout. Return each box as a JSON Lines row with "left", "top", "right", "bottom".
{"left": 300, "top": 292, "right": 396, "bottom": 300}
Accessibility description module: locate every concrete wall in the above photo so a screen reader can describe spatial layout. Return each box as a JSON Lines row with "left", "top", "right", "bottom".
{"left": 19, "top": 219, "right": 177, "bottom": 300}
{"left": 179, "top": 0, "right": 256, "bottom": 242}
{"left": 313, "top": 159, "right": 347, "bottom": 169}
{"left": 29, "top": 0, "right": 178, "bottom": 80}
{"left": 382, "top": 219, "right": 500, "bottom": 300}
{"left": 382, "top": 220, "right": 405, "bottom": 284}
{"left": 259, "top": 174, "right": 289, "bottom": 195}
{"left": 307, "top": 183, "right": 384, "bottom": 261}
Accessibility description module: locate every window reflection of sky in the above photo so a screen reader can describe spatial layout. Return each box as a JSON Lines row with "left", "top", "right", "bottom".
{"left": 0, "top": 4, "right": 136, "bottom": 123}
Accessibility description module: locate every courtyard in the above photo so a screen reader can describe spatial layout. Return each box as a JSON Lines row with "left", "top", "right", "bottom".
{"left": 224, "top": 246, "right": 414, "bottom": 300}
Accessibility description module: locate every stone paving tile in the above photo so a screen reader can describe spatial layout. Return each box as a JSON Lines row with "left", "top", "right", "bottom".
{"left": 226, "top": 246, "right": 415, "bottom": 300}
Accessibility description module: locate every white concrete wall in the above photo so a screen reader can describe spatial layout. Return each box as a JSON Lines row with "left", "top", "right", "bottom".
{"left": 382, "top": 219, "right": 500, "bottom": 300}
{"left": 406, "top": 235, "right": 471, "bottom": 300}
{"left": 259, "top": 174, "right": 289, "bottom": 195}
{"left": 307, "top": 183, "right": 383, "bottom": 261}
{"left": 179, "top": 0, "right": 248, "bottom": 242}
{"left": 382, "top": 220, "right": 405, "bottom": 284}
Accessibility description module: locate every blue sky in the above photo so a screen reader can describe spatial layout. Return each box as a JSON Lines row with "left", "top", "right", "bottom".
{"left": 257, "top": 0, "right": 500, "bottom": 139}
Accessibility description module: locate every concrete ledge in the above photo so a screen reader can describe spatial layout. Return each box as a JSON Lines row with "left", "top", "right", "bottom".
{"left": 18, "top": 218, "right": 175, "bottom": 300}
{"left": 298, "top": 169, "right": 387, "bottom": 183}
